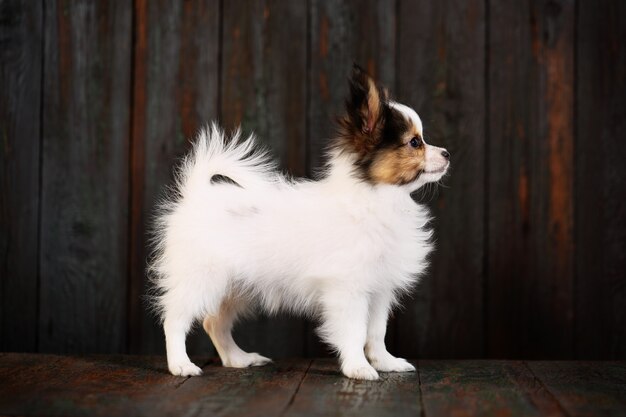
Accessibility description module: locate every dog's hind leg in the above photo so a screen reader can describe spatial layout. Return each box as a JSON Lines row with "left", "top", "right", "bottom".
{"left": 163, "top": 270, "right": 228, "bottom": 377}
{"left": 163, "top": 307, "right": 203, "bottom": 376}
{"left": 203, "top": 298, "right": 272, "bottom": 368}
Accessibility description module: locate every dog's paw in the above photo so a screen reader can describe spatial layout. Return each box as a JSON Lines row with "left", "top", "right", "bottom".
{"left": 369, "top": 355, "right": 416, "bottom": 373}
{"left": 169, "top": 361, "right": 203, "bottom": 377}
{"left": 342, "top": 364, "right": 380, "bottom": 380}
{"left": 224, "top": 352, "right": 272, "bottom": 368}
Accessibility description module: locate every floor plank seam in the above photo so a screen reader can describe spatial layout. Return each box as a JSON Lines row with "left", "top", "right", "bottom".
{"left": 417, "top": 360, "right": 426, "bottom": 417}
{"left": 523, "top": 361, "right": 571, "bottom": 417}
{"left": 174, "top": 358, "right": 214, "bottom": 389}
{"left": 173, "top": 376, "right": 191, "bottom": 389}
{"left": 279, "top": 358, "right": 313, "bottom": 416}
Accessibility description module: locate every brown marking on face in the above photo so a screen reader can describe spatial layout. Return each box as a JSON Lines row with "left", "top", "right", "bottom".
{"left": 366, "top": 104, "right": 430, "bottom": 185}
{"left": 369, "top": 139, "right": 426, "bottom": 185}
{"left": 334, "top": 65, "right": 436, "bottom": 186}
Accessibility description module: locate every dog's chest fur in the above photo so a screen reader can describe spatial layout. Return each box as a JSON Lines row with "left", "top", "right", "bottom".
{"left": 345, "top": 189, "right": 432, "bottom": 289}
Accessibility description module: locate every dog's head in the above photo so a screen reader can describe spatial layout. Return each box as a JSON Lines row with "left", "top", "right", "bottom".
{"left": 334, "top": 65, "right": 449, "bottom": 191}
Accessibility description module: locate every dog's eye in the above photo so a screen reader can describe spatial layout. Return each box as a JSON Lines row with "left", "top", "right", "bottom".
{"left": 409, "top": 137, "right": 422, "bottom": 148}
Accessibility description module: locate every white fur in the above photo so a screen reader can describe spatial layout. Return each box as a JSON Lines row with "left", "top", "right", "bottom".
{"left": 150, "top": 122, "right": 446, "bottom": 380}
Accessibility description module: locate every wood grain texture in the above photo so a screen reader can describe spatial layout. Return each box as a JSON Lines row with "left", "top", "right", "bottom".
{"left": 174, "top": 359, "right": 309, "bottom": 417}
{"left": 284, "top": 359, "right": 421, "bottom": 417}
{"left": 1, "top": 0, "right": 625, "bottom": 362}
{"left": 574, "top": 0, "right": 626, "bottom": 360}
{"left": 0, "top": 353, "right": 209, "bottom": 416}
{"left": 308, "top": 0, "right": 396, "bottom": 172}
{"left": 528, "top": 362, "right": 626, "bottom": 417}
{"left": 307, "top": 0, "right": 396, "bottom": 357}
{"left": 221, "top": 0, "right": 307, "bottom": 176}
{"left": 0, "top": 354, "right": 307, "bottom": 417}
{"left": 0, "top": 0, "right": 42, "bottom": 352}
{"left": 505, "top": 361, "right": 569, "bottom": 416}
{"left": 1, "top": 355, "right": 625, "bottom": 417}
{"left": 395, "top": 0, "right": 486, "bottom": 359}
{"left": 487, "top": 0, "right": 575, "bottom": 359}
{"left": 129, "top": 0, "right": 220, "bottom": 355}
{"left": 420, "top": 360, "right": 550, "bottom": 417}
{"left": 39, "top": 0, "right": 131, "bottom": 353}
{"left": 220, "top": 0, "right": 308, "bottom": 358}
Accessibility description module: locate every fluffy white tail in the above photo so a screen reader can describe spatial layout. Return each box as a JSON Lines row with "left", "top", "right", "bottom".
{"left": 176, "top": 124, "right": 278, "bottom": 196}
{"left": 147, "top": 124, "right": 278, "bottom": 317}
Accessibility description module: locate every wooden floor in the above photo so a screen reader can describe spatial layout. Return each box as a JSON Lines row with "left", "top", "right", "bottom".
{"left": 0, "top": 354, "right": 624, "bottom": 417}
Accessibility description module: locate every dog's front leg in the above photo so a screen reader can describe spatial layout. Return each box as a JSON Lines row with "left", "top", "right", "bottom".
{"left": 364, "top": 291, "right": 415, "bottom": 373}
{"left": 319, "top": 290, "right": 379, "bottom": 380}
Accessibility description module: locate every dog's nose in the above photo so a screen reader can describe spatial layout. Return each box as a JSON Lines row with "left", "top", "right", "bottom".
{"left": 441, "top": 150, "right": 450, "bottom": 159}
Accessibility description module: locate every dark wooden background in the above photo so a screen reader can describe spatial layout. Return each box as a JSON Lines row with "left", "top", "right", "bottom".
{"left": 1, "top": 0, "right": 625, "bottom": 360}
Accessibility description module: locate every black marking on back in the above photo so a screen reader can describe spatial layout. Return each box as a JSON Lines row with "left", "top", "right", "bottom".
{"left": 210, "top": 174, "right": 242, "bottom": 187}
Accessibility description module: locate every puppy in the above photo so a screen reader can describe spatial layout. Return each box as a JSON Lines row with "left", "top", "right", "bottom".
{"left": 150, "top": 65, "right": 450, "bottom": 380}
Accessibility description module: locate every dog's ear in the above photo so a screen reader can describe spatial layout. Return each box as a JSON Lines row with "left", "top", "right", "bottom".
{"left": 345, "top": 64, "right": 385, "bottom": 138}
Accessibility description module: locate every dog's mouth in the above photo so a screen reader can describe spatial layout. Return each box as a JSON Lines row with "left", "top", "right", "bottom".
{"left": 423, "top": 166, "right": 448, "bottom": 175}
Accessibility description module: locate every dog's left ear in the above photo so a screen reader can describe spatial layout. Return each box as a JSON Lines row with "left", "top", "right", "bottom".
{"left": 346, "top": 64, "right": 385, "bottom": 137}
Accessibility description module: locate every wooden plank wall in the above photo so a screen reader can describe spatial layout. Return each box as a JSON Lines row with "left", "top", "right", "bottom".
{"left": 38, "top": 0, "right": 131, "bottom": 353}
{"left": 129, "top": 0, "right": 221, "bottom": 355}
{"left": 0, "top": 0, "right": 43, "bottom": 352}
{"left": 1, "top": 0, "right": 624, "bottom": 360}
{"left": 487, "top": 0, "right": 576, "bottom": 358}
{"left": 394, "top": 0, "right": 485, "bottom": 359}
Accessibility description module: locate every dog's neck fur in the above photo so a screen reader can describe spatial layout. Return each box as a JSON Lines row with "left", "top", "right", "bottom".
{"left": 325, "top": 149, "right": 358, "bottom": 182}
{"left": 324, "top": 148, "right": 418, "bottom": 196}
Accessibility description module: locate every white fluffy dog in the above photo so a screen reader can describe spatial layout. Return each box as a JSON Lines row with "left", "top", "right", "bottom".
{"left": 150, "top": 65, "right": 450, "bottom": 380}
